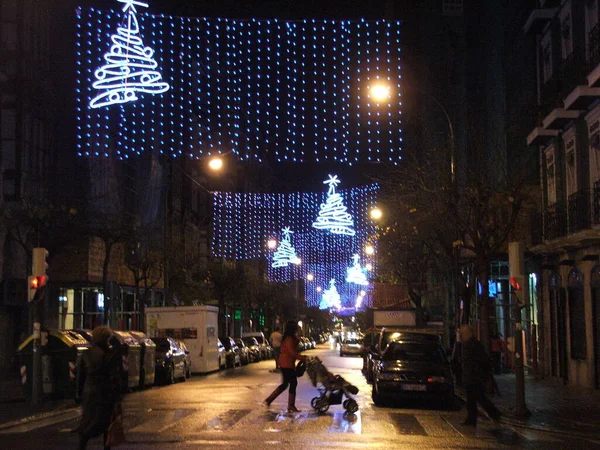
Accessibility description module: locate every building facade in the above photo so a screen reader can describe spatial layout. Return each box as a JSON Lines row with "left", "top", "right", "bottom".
{"left": 527, "top": 0, "right": 600, "bottom": 389}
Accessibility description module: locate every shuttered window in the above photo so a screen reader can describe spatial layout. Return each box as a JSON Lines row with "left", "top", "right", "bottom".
{"left": 568, "top": 269, "right": 587, "bottom": 360}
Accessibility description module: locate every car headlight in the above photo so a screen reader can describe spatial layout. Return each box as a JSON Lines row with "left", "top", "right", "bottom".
{"left": 428, "top": 376, "right": 447, "bottom": 383}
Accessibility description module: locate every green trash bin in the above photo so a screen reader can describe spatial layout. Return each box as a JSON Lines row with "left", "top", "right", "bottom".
{"left": 110, "top": 331, "right": 141, "bottom": 391}
{"left": 129, "top": 331, "right": 156, "bottom": 388}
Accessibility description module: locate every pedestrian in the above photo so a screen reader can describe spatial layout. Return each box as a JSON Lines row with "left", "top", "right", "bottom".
{"left": 77, "top": 325, "right": 123, "bottom": 450}
{"left": 269, "top": 326, "right": 283, "bottom": 372}
{"left": 264, "top": 321, "right": 308, "bottom": 412}
{"left": 460, "top": 324, "right": 501, "bottom": 426}
{"left": 490, "top": 333, "right": 503, "bottom": 375}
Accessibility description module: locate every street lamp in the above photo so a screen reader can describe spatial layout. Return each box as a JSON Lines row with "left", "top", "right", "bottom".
{"left": 365, "top": 262, "right": 373, "bottom": 271}
{"left": 369, "top": 83, "right": 391, "bottom": 102}
{"left": 365, "top": 244, "right": 375, "bottom": 256}
{"left": 370, "top": 207, "right": 383, "bottom": 220}
{"left": 208, "top": 156, "right": 223, "bottom": 171}
{"left": 316, "top": 286, "right": 322, "bottom": 293}
{"left": 267, "top": 238, "right": 277, "bottom": 249}
{"left": 306, "top": 273, "right": 314, "bottom": 281}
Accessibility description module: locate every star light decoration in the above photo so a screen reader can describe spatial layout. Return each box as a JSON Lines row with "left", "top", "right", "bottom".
{"left": 271, "top": 227, "right": 301, "bottom": 268}
{"left": 312, "top": 175, "right": 356, "bottom": 236}
{"left": 90, "top": 0, "right": 169, "bottom": 109}
{"left": 76, "top": 11, "right": 403, "bottom": 160}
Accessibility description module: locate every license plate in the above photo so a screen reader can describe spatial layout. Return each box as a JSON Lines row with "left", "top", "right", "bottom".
{"left": 401, "top": 384, "right": 427, "bottom": 391}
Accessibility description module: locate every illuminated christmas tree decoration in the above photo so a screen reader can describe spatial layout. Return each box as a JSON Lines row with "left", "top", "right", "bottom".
{"left": 320, "top": 279, "right": 342, "bottom": 310}
{"left": 76, "top": 10, "right": 402, "bottom": 161}
{"left": 272, "top": 227, "right": 301, "bottom": 268}
{"left": 313, "top": 175, "right": 356, "bottom": 236}
{"left": 346, "top": 254, "right": 369, "bottom": 286}
{"left": 90, "top": 0, "right": 169, "bottom": 109}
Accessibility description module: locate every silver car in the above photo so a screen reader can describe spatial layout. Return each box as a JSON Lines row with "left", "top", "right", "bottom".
{"left": 340, "top": 338, "right": 362, "bottom": 357}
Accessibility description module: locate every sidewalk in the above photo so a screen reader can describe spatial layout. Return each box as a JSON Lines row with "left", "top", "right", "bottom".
{"left": 457, "top": 373, "right": 600, "bottom": 439}
{"left": 0, "top": 375, "right": 76, "bottom": 428}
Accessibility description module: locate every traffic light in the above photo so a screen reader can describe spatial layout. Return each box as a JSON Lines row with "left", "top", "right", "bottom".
{"left": 509, "top": 276, "right": 523, "bottom": 292}
{"left": 28, "top": 248, "right": 49, "bottom": 302}
{"left": 28, "top": 275, "right": 48, "bottom": 302}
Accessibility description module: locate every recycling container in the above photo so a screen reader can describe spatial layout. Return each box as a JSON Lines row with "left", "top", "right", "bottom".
{"left": 110, "top": 330, "right": 141, "bottom": 391}
{"left": 129, "top": 331, "right": 156, "bottom": 388}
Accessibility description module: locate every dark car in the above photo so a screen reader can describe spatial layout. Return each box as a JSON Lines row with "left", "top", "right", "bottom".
{"left": 221, "top": 336, "right": 241, "bottom": 368}
{"left": 371, "top": 340, "right": 454, "bottom": 407}
{"left": 175, "top": 340, "right": 192, "bottom": 378}
{"left": 242, "top": 336, "right": 261, "bottom": 362}
{"left": 151, "top": 337, "right": 187, "bottom": 384}
{"left": 234, "top": 338, "right": 250, "bottom": 365}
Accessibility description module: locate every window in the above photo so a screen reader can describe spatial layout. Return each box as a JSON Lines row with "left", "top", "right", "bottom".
{"left": 560, "top": 2, "right": 574, "bottom": 59}
{"left": 542, "top": 32, "right": 553, "bottom": 83}
{"left": 565, "top": 139, "right": 577, "bottom": 196}
{"left": 585, "top": 0, "right": 599, "bottom": 59}
{"left": 590, "top": 121, "right": 600, "bottom": 185}
{"left": 546, "top": 151, "right": 557, "bottom": 205}
{"left": 567, "top": 268, "right": 587, "bottom": 360}
{"left": 442, "top": 0, "right": 463, "bottom": 16}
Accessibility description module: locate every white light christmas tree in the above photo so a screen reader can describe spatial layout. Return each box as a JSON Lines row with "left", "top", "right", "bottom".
{"left": 319, "top": 279, "right": 342, "bottom": 310}
{"left": 272, "top": 227, "right": 301, "bottom": 268}
{"left": 90, "top": 0, "right": 170, "bottom": 109}
{"left": 346, "top": 254, "right": 369, "bottom": 286}
{"left": 312, "top": 175, "right": 356, "bottom": 236}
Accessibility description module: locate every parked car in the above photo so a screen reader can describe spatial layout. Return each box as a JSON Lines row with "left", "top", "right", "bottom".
{"left": 235, "top": 338, "right": 250, "bottom": 365}
{"left": 301, "top": 336, "right": 313, "bottom": 350}
{"left": 221, "top": 336, "right": 241, "bottom": 368}
{"left": 175, "top": 340, "right": 192, "bottom": 378}
{"left": 242, "top": 332, "right": 271, "bottom": 360}
{"left": 242, "top": 336, "right": 261, "bottom": 362}
{"left": 151, "top": 337, "right": 187, "bottom": 384}
{"left": 371, "top": 339, "right": 454, "bottom": 408}
{"left": 218, "top": 338, "right": 226, "bottom": 369}
{"left": 364, "top": 328, "right": 442, "bottom": 383}
{"left": 340, "top": 337, "right": 362, "bottom": 357}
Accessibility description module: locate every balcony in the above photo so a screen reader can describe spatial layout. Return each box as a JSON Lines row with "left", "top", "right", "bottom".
{"left": 567, "top": 190, "right": 592, "bottom": 234}
{"left": 523, "top": 8, "right": 555, "bottom": 36}
{"left": 588, "top": 24, "right": 600, "bottom": 86}
{"left": 543, "top": 203, "right": 567, "bottom": 241}
{"left": 594, "top": 181, "right": 600, "bottom": 226}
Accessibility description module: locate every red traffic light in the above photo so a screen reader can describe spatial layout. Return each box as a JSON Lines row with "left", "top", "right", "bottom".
{"left": 29, "top": 275, "right": 47, "bottom": 290}
{"left": 509, "top": 276, "right": 522, "bottom": 291}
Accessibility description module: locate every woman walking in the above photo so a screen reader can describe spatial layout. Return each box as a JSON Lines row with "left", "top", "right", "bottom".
{"left": 264, "top": 321, "right": 307, "bottom": 412}
{"left": 77, "top": 326, "right": 123, "bottom": 450}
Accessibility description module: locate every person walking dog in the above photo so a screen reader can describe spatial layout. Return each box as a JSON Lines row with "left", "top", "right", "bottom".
{"left": 77, "top": 326, "right": 124, "bottom": 449}
{"left": 269, "top": 327, "right": 283, "bottom": 372}
{"left": 460, "top": 325, "right": 501, "bottom": 426}
{"left": 264, "top": 321, "right": 307, "bottom": 412}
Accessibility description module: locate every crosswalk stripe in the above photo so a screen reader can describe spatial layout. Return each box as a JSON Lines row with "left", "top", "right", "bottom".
{"left": 203, "top": 409, "right": 251, "bottom": 431}
{"left": 129, "top": 408, "right": 196, "bottom": 433}
{"left": 0, "top": 409, "right": 81, "bottom": 435}
{"left": 387, "top": 412, "right": 427, "bottom": 436}
{"left": 329, "top": 410, "right": 362, "bottom": 434}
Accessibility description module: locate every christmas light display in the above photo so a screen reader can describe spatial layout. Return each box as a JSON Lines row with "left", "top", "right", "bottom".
{"left": 312, "top": 175, "right": 355, "bottom": 236}
{"left": 212, "top": 183, "right": 378, "bottom": 308}
{"left": 346, "top": 254, "right": 369, "bottom": 286}
{"left": 320, "top": 279, "right": 342, "bottom": 310}
{"left": 76, "top": 9, "right": 403, "bottom": 161}
{"left": 90, "top": 0, "right": 169, "bottom": 109}
{"left": 272, "top": 227, "right": 301, "bottom": 268}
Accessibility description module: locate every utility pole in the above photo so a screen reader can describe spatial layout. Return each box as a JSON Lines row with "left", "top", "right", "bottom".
{"left": 508, "top": 242, "right": 530, "bottom": 418}
{"left": 29, "top": 248, "right": 48, "bottom": 405}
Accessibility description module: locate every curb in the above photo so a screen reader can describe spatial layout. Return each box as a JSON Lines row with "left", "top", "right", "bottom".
{"left": 0, "top": 406, "right": 79, "bottom": 431}
{"left": 454, "top": 386, "right": 600, "bottom": 440}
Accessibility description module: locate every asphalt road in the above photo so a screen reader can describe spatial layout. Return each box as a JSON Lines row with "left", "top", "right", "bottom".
{"left": 0, "top": 344, "right": 596, "bottom": 449}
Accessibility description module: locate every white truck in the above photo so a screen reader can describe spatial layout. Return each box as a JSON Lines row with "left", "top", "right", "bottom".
{"left": 145, "top": 305, "right": 219, "bottom": 374}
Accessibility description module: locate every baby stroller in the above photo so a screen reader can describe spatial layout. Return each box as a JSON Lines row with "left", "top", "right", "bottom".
{"left": 306, "top": 357, "right": 359, "bottom": 414}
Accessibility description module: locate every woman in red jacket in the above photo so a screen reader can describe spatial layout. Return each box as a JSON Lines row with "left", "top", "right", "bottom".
{"left": 264, "top": 321, "right": 307, "bottom": 412}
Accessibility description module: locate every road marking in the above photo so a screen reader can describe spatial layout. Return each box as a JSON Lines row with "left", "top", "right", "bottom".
{"left": 129, "top": 409, "right": 196, "bottom": 433}
{"left": 203, "top": 409, "right": 251, "bottom": 431}
{"left": 388, "top": 413, "right": 427, "bottom": 436}
{"left": 0, "top": 409, "right": 81, "bottom": 434}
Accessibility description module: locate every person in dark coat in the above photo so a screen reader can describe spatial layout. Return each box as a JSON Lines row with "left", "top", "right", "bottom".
{"left": 460, "top": 325, "right": 501, "bottom": 426}
{"left": 77, "top": 326, "right": 123, "bottom": 450}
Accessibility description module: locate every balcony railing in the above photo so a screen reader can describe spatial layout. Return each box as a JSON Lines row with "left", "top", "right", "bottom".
{"left": 567, "top": 189, "right": 592, "bottom": 234}
{"left": 594, "top": 181, "right": 600, "bottom": 226}
{"left": 543, "top": 202, "right": 567, "bottom": 241}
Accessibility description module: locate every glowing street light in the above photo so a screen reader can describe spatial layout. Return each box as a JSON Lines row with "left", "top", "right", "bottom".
{"left": 267, "top": 239, "right": 277, "bottom": 249}
{"left": 365, "top": 244, "right": 375, "bottom": 255}
{"left": 369, "top": 83, "right": 390, "bottom": 102}
{"left": 370, "top": 207, "right": 383, "bottom": 220}
{"left": 208, "top": 156, "right": 223, "bottom": 171}
{"left": 306, "top": 273, "right": 314, "bottom": 281}
{"left": 365, "top": 262, "right": 373, "bottom": 271}
{"left": 316, "top": 287, "right": 322, "bottom": 293}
